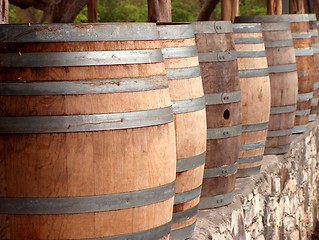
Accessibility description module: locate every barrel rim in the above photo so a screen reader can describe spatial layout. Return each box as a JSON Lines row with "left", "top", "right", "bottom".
{"left": 236, "top": 14, "right": 310, "bottom": 23}
{"left": 0, "top": 22, "right": 160, "bottom": 42}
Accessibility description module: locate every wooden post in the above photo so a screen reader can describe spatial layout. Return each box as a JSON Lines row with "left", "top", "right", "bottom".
{"left": 197, "top": 0, "right": 220, "bottom": 21}
{"left": 267, "top": 0, "right": 282, "bottom": 15}
{"left": 148, "top": 0, "right": 171, "bottom": 22}
{"left": 289, "top": 0, "right": 305, "bottom": 13}
{"left": 282, "top": 0, "right": 289, "bottom": 13}
{"left": 221, "top": 0, "right": 238, "bottom": 22}
{"left": 88, "top": 0, "right": 98, "bottom": 22}
{"left": 1, "top": 0, "right": 9, "bottom": 24}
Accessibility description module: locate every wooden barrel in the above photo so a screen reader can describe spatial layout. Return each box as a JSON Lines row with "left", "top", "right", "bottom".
{"left": 236, "top": 15, "right": 314, "bottom": 134}
{"left": 157, "top": 24, "right": 206, "bottom": 240}
{"left": 232, "top": 23, "right": 271, "bottom": 177}
{"left": 234, "top": 21, "right": 298, "bottom": 155}
{"left": 192, "top": 21, "right": 241, "bottom": 209}
{"left": 309, "top": 14, "right": 319, "bottom": 122}
{"left": 0, "top": 23, "right": 176, "bottom": 239}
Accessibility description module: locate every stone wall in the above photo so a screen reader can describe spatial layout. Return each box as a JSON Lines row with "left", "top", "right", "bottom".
{"left": 191, "top": 121, "right": 319, "bottom": 240}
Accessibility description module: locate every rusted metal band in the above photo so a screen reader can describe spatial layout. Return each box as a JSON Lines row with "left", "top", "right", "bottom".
{"left": 234, "top": 38, "right": 264, "bottom": 44}
{"left": 292, "top": 124, "right": 308, "bottom": 134}
{"left": 268, "top": 63, "right": 296, "bottom": 73}
{"left": 0, "top": 50, "right": 164, "bottom": 67}
{"left": 292, "top": 33, "right": 312, "bottom": 39}
{"left": 0, "top": 23, "right": 159, "bottom": 42}
{"left": 0, "top": 76, "right": 168, "bottom": 96}
{"left": 172, "top": 96, "right": 206, "bottom": 114}
{"left": 87, "top": 222, "right": 171, "bottom": 240}
{"left": 0, "top": 106, "right": 173, "bottom": 134}
{"left": 241, "top": 122, "right": 269, "bottom": 132}
{"left": 203, "top": 164, "right": 238, "bottom": 178}
{"left": 0, "top": 182, "right": 175, "bottom": 215}
{"left": 239, "top": 68, "right": 269, "bottom": 78}
{"left": 232, "top": 23, "right": 262, "bottom": 33}
{"left": 236, "top": 51, "right": 266, "bottom": 58}
{"left": 239, "top": 155, "right": 263, "bottom": 164}
{"left": 298, "top": 92, "right": 313, "bottom": 101}
{"left": 205, "top": 91, "right": 241, "bottom": 105}
{"left": 240, "top": 141, "right": 266, "bottom": 151}
{"left": 172, "top": 205, "right": 198, "bottom": 224}
{"left": 295, "top": 109, "right": 311, "bottom": 116}
{"left": 157, "top": 24, "right": 195, "bottom": 40}
{"left": 207, "top": 124, "right": 242, "bottom": 140}
{"left": 174, "top": 186, "right": 202, "bottom": 205}
{"left": 162, "top": 46, "right": 198, "bottom": 59}
{"left": 170, "top": 223, "right": 196, "bottom": 240}
{"left": 236, "top": 14, "right": 310, "bottom": 23}
{"left": 260, "top": 22, "right": 291, "bottom": 31}
{"left": 166, "top": 66, "right": 201, "bottom": 80}
{"left": 264, "top": 40, "right": 293, "bottom": 48}
{"left": 198, "top": 191, "right": 235, "bottom": 209}
{"left": 295, "top": 48, "right": 313, "bottom": 56}
{"left": 198, "top": 51, "right": 237, "bottom": 62}
{"left": 267, "top": 128, "right": 293, "bottom": 137}
{"left": 176, "top": 152, "right": 206, "bottom": 173}
{"left": 192, "top": 21, "right": 233, "bottom": 34}
{"left": 270, "top": 105, "right": 296, "bottom": 114}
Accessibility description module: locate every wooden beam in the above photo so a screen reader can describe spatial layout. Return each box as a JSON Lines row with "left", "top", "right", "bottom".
{"left": 88, "top": 0, "right": 98, "bottom": 22}
{"left": 289, "top": 0, "right": 305, "bottom": 13}
{"left": 197, "top": 0, "right": 220, "bottom": 21}
{"left": 267, "top": 0, "right": 282, "bottom": 15}
{"left": 1, "top": 0, "right": 9, "bottom": 24}
{"left": 282, "top": 0, "right": 289, "bottom": 13}
{"left": 221, "top": 0, "right": 238, "bottom": 22}
{"left": 148, "top": 0, "right": 171, "bottom": 22}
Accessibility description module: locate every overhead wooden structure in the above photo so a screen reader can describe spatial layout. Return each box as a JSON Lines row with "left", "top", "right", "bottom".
{"left": 148, "top": 0, "right": 172, "bottom": 22}
{"left": 0, "top": 0, "right": 9, "bottom": 24}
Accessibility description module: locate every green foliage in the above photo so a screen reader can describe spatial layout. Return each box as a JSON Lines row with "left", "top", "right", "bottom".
{"left": 172, "top": 0, "right": 200, "bottom": 22}
{"left": 8, "top": 4, "right": 23, "bottom": 24}
{"left": 98, "top": 0, "right": 147, "bottom": 22}
{"left": 74, "top": 5, "right": 88, "bottom": 23}
{"left": 239, "top": 0, "right": 266, "bottom": 16}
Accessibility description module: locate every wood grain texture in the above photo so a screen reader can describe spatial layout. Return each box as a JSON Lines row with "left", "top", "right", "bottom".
{"left": 0, "top": 24, "right": 175, "bottom": 239}
{"left": 158, "top": 25, "right": 206, "bottom": 238}
{"left": 193, "top": 22, "right": 240, "bottom": 207}
{"left": 234, "top": 28, "right": 271, "bottom": 176}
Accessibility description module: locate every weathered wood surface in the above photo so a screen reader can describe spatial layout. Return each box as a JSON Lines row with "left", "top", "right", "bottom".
{"left": 233, "top": 24, "right": 271, "bottom": 177}
{"left": 192, "top": 21, "right": 241, "bottom": 209}
{"left": 158, "top": 24, "right": 206, "bottom": 240}
{"left": 0, "top": 23, "right": 175, "bottom": 239}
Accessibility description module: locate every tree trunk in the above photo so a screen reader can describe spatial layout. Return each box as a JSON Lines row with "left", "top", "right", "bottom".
{"left": 289, "top": 0, "right": 305, "bottom": 13}
{"left": 221, "top": 0, "right": 238, "bottom": 22}
{"left": 88, "top": 0, "right": 98, "bottom": 22}
{"left": 1, "top": 0, "right": 9, "bottom": 23}
{"left": 148, "top": 0, "right": 171, "bottom": 22}
{"left": 267, "top": 0, "right": 282, "bottom": 15}
{"left": 197, "top": 0, "right": 220, "bottom": 21}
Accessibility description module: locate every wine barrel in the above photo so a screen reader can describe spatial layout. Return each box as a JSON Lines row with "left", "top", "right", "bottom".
{"left": 233, "top": 23, "right": 271, "bottom": 177}
{"left": 157, "top": 24, "right": 206, "bottom": 240}
{"left": 0, "top": 23, "right": 176, "bottom": 239}
{"left": 236, "top": 15, "right": 314, "bottom": 134}
{"left": 234, "top": 21, "right": 298, "bottom": 155}
{"left": 309, "top": 14, "right": 319, "bottom": 122}
{"left": 192, "top": 21, "right": 241, "bottom": 209}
